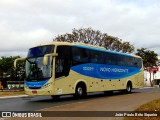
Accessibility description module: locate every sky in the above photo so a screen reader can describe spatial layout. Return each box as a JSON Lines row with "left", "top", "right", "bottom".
{"left": 0, "top": 0, "right": 160, "bottom": 57}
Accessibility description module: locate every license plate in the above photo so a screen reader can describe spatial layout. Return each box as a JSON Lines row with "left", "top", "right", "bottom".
{"left": 32, "top": 90, "right": 37, "bottom": 94}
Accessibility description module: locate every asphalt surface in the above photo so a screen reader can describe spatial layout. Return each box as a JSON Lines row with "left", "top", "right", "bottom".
{"left": 0, "top": 87, "right": 160, "bottom": 120}
{"left": 0, "top": 87, "right": 159, "bottom": 111}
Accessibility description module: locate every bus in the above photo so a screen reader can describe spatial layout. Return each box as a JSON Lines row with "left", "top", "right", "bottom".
{"left": 14, "top": 42, "right": 144, "bottom": 99}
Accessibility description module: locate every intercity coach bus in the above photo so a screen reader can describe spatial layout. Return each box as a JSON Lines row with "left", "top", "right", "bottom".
{"left": 14, "top": 42, "right": 144, "bottom": 99}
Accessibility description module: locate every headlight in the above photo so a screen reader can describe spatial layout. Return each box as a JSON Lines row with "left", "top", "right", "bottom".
{"left": 41, "top": 83, "right": 52, "bottom": 89}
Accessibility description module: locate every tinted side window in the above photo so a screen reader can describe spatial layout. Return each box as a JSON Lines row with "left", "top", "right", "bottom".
{"left": 57, "top": 46, "right": 71, "bottom": 59}
{"left": 71, "top": 46, "right": 142, "bottom": 68}
{"left": 72, "top": 47, "right": 89, "bottom": 64}
{"left": 116, "top": 55, "right": 123, "bottom": 66}
{"left": 56, "top": 46, "right": 71, "bottom": 78}
{"left": 134, "top": 58, "right": 142, "bottom": 68}
{"left": 89, "top": 50, "right": 104, "bottom": 64}
{"left": 104, "top": 52, "right": 117, "bottom": 65}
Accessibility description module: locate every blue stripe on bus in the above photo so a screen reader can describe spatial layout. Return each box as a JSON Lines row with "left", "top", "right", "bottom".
{"left": 73, "top": 44, "right": 133, "bottom": 57}
{"left": 71, "top": 63, "right": 141, "bottom": 79}
{"left": 24, "top": 79, "right": 49, "bottom": 88}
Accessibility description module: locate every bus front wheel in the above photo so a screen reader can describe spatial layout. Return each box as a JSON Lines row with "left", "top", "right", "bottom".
{"left": 74, "top": 84, "right": 87, "bottom": 99}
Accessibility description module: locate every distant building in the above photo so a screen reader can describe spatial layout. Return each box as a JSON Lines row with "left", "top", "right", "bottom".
{"left": 144, "top": 56, "right": 160, "bottom": 86}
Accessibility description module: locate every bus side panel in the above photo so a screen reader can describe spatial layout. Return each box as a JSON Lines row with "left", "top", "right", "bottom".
{"left": 132, "top": 71, "right": 144, "bottom": 88}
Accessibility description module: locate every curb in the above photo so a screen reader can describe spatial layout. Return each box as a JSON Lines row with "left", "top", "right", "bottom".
{"left": 0, "top": 94, "right": 28, "bottom": 99}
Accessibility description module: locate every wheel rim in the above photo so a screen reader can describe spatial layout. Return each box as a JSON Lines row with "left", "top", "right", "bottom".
{"left": 127, "top": 84, "right": 131, "bottom": 92}
{"left": 77, "top": 87, "right": 83, "bottom": 96}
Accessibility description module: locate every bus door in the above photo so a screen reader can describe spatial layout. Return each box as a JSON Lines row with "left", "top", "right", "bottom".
{"left": 55, "top": 46, "right": 71, "bottom": 79}
{"left": 54, "top": 46, "right": 72, "bottom": 94}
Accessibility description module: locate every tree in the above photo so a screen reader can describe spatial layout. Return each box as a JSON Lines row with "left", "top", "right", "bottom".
{"left": 0, "top": 56, "right": 15, "bottom": 79}
{"left": 53, "top": 27, "right": 134, "bottom": 53}
{"left": 122, "top": 42, "right": 134, "bottom": 53}
{"left": 136, "top": 48, "right": 158, "bottom": 86}
{"left": 0, "top": 56, "right": 25, "bottom": 82}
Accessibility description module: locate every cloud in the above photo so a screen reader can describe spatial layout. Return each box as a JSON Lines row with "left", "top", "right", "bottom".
{"left": 0, "top": 21, "right": 52, "bottom": 56}
{"left": 0, "top": 0, "right": 160, "bottom": 57}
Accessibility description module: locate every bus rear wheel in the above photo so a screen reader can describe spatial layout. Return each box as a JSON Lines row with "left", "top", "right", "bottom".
{"left": 74, "top": 84, "right": 87, "bottom": 99}
{"left": 126, "top": 82, "right": 132, "bottom": 93}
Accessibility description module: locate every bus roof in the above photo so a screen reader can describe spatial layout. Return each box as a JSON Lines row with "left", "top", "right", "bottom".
{"left": 33, "top": 41, "right": 141, "bottom": 58}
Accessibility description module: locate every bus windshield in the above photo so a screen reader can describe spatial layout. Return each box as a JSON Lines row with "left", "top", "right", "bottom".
{"left": 27, "top": 45, "right": 54, "bottom": 58}
{"left": 26, "top": 45, "right": 54, "bottom": 81}
{"left": 26, "top": 57, "right": 53, "bottom": 80}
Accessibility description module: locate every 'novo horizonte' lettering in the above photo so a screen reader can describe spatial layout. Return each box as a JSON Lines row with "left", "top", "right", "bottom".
{"left": 100, "top": 67, "right": 128, "bottom": 73}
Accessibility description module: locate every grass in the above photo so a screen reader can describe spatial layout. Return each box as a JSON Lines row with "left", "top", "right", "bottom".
{"left": 0, "top": 91, "right": 25, "bottom": 96}
{"left": 124, "top": 99, "right": 160, "bottom": 120}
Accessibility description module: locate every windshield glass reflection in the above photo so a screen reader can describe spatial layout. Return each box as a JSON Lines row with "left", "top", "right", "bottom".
{"left": 26, "top": 56, "right": 53, "bottom": 81}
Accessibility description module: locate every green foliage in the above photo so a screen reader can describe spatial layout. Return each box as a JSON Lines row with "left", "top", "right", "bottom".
{"left": 0, "top": 56, "right": 25, "bottom": 81}
{"left": 136, "top": 48, "right": 158, "bottom": 67}
{"left": 136, "top": 48, "right": 158, "bottom": 87}
{"left": 53, "top": 27, "right": 135, "bottom": 53}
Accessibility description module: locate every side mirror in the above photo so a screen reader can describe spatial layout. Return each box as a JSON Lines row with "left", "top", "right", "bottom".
{"left": 14, "top": 58, "right": 26, "bottom": 68}
{"left": 43, "top": 53, "right": 58, "bottom": 65}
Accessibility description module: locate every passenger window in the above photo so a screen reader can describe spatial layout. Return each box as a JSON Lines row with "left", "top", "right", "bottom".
{"left": 72, "top": 47, "right": 89, "bottom": 63}
{"left": 55, "top": 46, "right": 71, "bottom": 78}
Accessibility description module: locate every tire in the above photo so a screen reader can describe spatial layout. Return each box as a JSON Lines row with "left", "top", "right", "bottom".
{"left": 126, "top": 83, "right": 132, "bottom": 93}
{"left": 74, "top": 85, "right": 87, "bottom": 99}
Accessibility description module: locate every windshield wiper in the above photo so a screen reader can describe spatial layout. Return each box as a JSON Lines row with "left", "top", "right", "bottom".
{"left": 26, "top": 59, "right": 35, "bottom": 64}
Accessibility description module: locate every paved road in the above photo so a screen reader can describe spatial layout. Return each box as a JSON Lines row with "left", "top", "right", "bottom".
{"left": 0, "top": 88, "right": 160, "bottom": 120}
{"left": 0, "top": 87, "right": 159, "bottom": 111}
